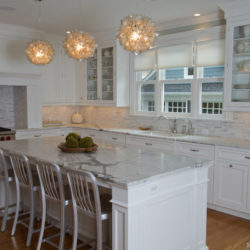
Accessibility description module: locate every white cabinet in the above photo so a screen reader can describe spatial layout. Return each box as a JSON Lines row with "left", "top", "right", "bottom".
{"left": 16, "top": 127, "right": 71, "bottom": 140}
{"left": 176, "top": 141, "right": 214, "bottom": 204}
{"left": 247, "top": 169, "right": 250, "bottom": 212}
{"left": 126, "top": 135, "right": 175, "bottom": 153}
{"left": 83, "top": 40, "right": 129, "bottom": 107}
{"left": 102, "top": 132, "right": 126, "bottom": 145}
{"left": 214, "top": 161, "right": 248, "bottom": 212}
{"left": 42, "top": 44, "right": 78, "bottom": 105}
{"left": 220, "top": 1, "right": 250, "bottom": 111}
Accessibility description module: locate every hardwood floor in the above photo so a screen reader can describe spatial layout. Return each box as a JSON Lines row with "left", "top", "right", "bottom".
{"left": 0, "top": 209, "right": 249, "bottom": 249}
{"left": 207, "top": 209, "right": 250, "bottom": 250}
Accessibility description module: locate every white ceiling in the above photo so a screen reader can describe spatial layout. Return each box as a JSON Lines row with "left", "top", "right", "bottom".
{"left": 0, "top": 0, "right": 223, "bottom": 34}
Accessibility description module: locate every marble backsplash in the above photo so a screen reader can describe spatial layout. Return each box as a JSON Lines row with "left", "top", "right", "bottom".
{"left": 42, "top": 105, "right": 250, "bottom": 140}
{"left": 0, "top": 86, "right": 27, "bottom": 129}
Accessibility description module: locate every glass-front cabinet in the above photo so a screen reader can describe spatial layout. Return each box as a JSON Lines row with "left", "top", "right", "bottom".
{"left": 86, "top": 46, "right": 114, "bottom": 104}
{"left": 220, "top": 0, "right": 250, "bottom": 111}
{"left": 232, "top": 24, "right": 250, "bottom": 103}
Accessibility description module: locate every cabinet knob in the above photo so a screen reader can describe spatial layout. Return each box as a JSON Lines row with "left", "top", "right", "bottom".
{"left": 229, "top": 164, "right": 233, "bottom": 168}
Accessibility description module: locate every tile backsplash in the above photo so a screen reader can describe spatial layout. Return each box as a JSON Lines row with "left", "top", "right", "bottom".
{"left": 0, "top": 86, "right": 27, "bottom": 129}
{"left": 0, "top": 86, "right": 15, "bottom": 128}
{"left": 42, "top": 105, "right": 250, "bottom": 139}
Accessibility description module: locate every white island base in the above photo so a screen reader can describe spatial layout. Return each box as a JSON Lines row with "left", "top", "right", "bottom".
{"left": 111, "top": 166, "right": 209, "bottom": 250}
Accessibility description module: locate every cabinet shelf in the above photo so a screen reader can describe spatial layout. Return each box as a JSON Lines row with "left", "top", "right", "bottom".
{"left": 234, "top": 36, "right": 250, "bottom": 41}
{"left": 233, "top": 52, "right": 250, "bottom": 57}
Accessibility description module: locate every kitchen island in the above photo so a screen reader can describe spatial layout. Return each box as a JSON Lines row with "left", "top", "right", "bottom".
{"left": 0, "top": 136, "right": 212, "bottom": 250}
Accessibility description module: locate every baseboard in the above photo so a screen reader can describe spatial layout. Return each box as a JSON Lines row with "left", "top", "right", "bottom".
{"left": 207, "top": 203, "right": 250, "bottom": 220}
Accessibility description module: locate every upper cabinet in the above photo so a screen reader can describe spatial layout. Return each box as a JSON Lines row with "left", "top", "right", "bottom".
{"left": 84, "top": 41, "right": 130, "bottom": 107}
{"left": 221, "top": 1, "right": 250, "bottom": 111}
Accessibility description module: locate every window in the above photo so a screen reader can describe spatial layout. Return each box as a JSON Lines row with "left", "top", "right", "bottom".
{"left": 133, "top": 39, "right": 225, "bottom": 117}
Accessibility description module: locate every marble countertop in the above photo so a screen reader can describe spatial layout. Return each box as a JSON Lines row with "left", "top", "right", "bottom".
{"left": 15, "top": 123, "right": 250, "bottom": 151}
{"left": 0, "top": 136, "right": 211, "bottom": 188}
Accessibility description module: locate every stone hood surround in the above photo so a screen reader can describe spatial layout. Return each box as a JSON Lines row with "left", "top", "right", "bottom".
{"left": 0, "top": 136, "right": 211, "bottom": 187}
{"left": 0, "top": 72, "right": 42, "bottom": 128}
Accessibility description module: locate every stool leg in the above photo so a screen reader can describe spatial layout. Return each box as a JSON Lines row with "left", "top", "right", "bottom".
{"left": 11, "top": 182, "right": 20, "bottom": 236}
{"left": 1, "top": 182, "right": 10, "bottom": 232}
{"left": 36, "top": 191, "right": 46, "bottom": 250}
{"left": 72, "top": 205, "right": 78, "bottom": 250}
{"left": 96, "top": 219, "right": 102, "bottom": 250}
{"left": 26, "top": 190, "right": 34, "bottom": 247}
{"left": 59, "top": 204, "right": 65, "bottom": 250}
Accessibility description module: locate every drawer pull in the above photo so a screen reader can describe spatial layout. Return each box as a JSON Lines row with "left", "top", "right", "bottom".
{"left": 245, "top": 156, "right": 250, "bottom": 160}
{"left": 90, "top": 134, "right": 96, "bottom": 137}
{"left": 229, "top": 164, "right": 233, "bottom": 168}
{"left": 190, "top": 149, "right": 199, "bottom": 152}
{"left": 112, "top": 137, "right": 118, "bottom": 140}
{"left": 145, "top": 142, "right": 152, "bottom": 146}
{"left": 34, "top": 135, "right": 41, "bottom": 137}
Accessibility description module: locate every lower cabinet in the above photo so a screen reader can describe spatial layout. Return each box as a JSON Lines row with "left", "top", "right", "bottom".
{"left": 247, "top": 170, "right": 250, "bottom": 213}
{"left": 175, "top": 141, "right": 215, "bottom": 204}
{"left": 214, "top": 161, "right": 248, "bottom": 212}
{"left": 16, "top": 128, "right": 71, "bottom": 140}
{"left": 126, "top": 135, "right": 175, "bottom": 153}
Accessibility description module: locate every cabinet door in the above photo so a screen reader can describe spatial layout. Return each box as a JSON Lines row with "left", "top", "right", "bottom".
{"left": 214, "top": 161, "right": 248, "bottom": 212}
{"left": 86, "top": 50, "right": 98, "bottom": 101}
{"left": 101, "top": 47, "right": 114, "bottom": 101}
{"left": 247, "top": 169, "right": 250, "bottom": 212}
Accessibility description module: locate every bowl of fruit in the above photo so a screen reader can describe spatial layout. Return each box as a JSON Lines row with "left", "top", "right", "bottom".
{"left": 58, "top": 133, "right": 98, "bottom": 153}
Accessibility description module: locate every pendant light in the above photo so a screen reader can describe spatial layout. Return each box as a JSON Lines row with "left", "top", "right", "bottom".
{"left": 118, "top": 1, "right": 158, "bottom": 54}
{"left": 26, "top": 0, "right": 54, "bottom": 65}
{"left": 64, "top": 0, "right": 96, "bottom": 61}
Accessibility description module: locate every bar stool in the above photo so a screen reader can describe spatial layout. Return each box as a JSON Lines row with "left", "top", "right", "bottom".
{"left": 67, "top": 169, "right": 111, "bottom": 250}
{"left": 36, "top": 161, "right": 70, "bottom": 250}
{"left": 0, "top": 149, "right": 16, "bottom": 232}
{"left": 9, "top": 152, "right": 40, "bottom": 247}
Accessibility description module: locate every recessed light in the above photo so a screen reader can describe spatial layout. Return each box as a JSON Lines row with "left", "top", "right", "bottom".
{"left": 194, "top": 13, "right": 201, "bottom": 17}
{"left": 0, "top": 6, "right": 16, "bottom": 11}
{"left": 66, "top": 31, "right": 71, "bottom": 34}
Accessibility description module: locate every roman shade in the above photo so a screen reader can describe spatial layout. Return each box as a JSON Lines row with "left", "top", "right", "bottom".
{"left": 157, "top": 44, "right": 193, "bottom": 69}
{"left": 134, "top": 50, "right": 156, "bottom": 71}
{"left": 197, "top": 39, "right": 225, "bottom": 67}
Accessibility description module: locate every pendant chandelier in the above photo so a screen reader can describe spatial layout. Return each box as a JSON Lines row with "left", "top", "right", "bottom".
{"left": 26, "top": 40, "right": 54, "bottom": 65}
{"left": 26, "top": 0, "right": 54, "bottom": 65}
{"left": 64, "top": 31, "right": 96, "bottom": 61}
{"left": 118, "top": 15, "right": 157, "bottom": 54}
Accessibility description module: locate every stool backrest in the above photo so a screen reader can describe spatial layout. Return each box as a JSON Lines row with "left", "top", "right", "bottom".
{"left": 36, "top": 162, "right": 64, "bottom": 202}
{"left": 9, "top": 153, "right": 33, "bottom": 188}
{"left": 0, "top": 149, "right": 9, "bottom": 180}
{"left": 67, "top": 169, "right": 101, "bottom": 218}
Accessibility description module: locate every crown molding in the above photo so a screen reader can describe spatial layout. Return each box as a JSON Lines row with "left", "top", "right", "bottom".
{"left": 156, "top": 11, "right": 225, "bottom": 32}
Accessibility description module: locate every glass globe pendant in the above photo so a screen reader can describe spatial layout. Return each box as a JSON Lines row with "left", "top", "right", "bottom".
{"left": 64, "top": 31, "right": 96, "bottom": 61}
{"left": 118, "top": 15, "right": 157, "bottom": 54}
{"left": 26, "top": 40, "right": 54, "bottom": 65}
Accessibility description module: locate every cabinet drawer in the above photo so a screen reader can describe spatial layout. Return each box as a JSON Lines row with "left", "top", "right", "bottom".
{"left": 215, "top": 146, "right": 250, "bottom": 164}
{"left": 126, "top": 135, "right": 174, "bottom": 153}
{"left": 102, "top": 132, "right": 126, "bottom": 145}
{"left": 176, "top": 142, "right": 214, "bottom": 160}
{"left": 74, "top": 129, "right": 104, "bottom": 140}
